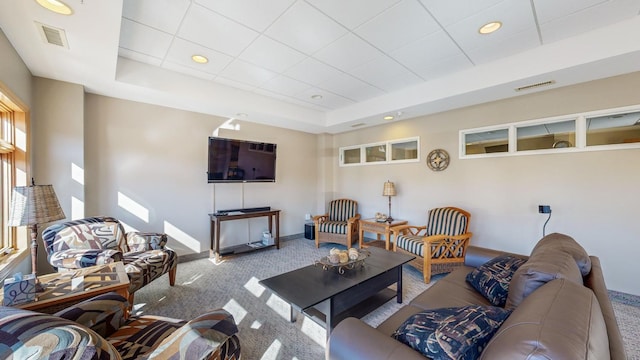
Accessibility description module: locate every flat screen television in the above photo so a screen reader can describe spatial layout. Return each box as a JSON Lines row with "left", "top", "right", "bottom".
{"left": 207, "top": 137, "right": 277, "bottom": 183}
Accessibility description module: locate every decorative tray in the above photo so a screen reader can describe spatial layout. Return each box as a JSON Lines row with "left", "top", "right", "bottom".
{"left": 314, "top": 249, "right": 371, "bottom": 274}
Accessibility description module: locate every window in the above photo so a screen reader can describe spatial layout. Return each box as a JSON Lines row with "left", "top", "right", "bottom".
{"left": 339, "top": 137, "right": 420, "bottom": 166}
{"left": 0, "top": 84, "right": 29, "bottom": 261}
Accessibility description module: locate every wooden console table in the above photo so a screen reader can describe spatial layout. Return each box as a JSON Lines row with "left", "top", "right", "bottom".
{"left": 209, "top": 209, "right": 281, "bottom": 262}
{"left": 359, "top": 218, "right": 408, "bottom": 250}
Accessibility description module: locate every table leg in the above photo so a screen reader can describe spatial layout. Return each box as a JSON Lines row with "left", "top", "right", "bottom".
{"left": 384, "top": 230, "right": 391, "bottom": 250}
{"left": 359, "top": 227, "right": 365, "bottom": 248}
{"left": 289, "top": 304, "right": 297, "bottom": 323}
{"left": 275, "top": 212, "right": 280, "bottom": 249}
{"left": 397, "top": 266, "right": 403, "bottom": 303}
{"left": 326, "top": 298, "right": 335, "bottom": 340}
{"left": 215, "top": 219, "right": 221, "bottom": 262}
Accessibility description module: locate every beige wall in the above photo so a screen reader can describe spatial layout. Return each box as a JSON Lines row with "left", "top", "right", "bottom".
{"left": 333, "top": 72, "right": 640, "bottom": 295}
{"left": 84, "top": 94, "right": 318, "bottom": 254}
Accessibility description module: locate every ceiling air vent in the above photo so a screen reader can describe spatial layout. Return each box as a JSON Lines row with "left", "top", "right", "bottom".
{"left": 351, "top": 123, "right": 366, "bottom": 128}
{"left": 35, "top": 22, "right": 69, "bottom": 48}
{"left": 514, "top": 80, "right": 555, "bottom": 92}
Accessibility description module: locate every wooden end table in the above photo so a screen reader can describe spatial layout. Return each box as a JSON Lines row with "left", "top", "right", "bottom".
{"left": 359, "top": 218, "right": 408, "bottom": 250}
{"left": 0, "top": 262, "right": 130, "bottom": 314}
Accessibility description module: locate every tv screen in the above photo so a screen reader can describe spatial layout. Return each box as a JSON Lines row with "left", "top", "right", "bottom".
{"left": 207, "top": 137, "right": 277, "bottom": 183}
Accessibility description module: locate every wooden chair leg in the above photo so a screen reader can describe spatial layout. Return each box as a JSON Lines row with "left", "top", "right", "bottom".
{"left": 169, "top": 266, "right": 177, "bottom": 286}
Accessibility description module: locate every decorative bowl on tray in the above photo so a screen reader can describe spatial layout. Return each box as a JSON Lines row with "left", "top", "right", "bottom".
{"left": 315, "top": 248, "right": 371, "bottom": 274}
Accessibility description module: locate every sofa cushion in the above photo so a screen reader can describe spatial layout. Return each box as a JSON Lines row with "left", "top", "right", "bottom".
{"left": 531, "top": 233, "right": 591, "bottom": 276}
{"left": 466, "top": 255, "right": 526, "bottom": 307}
{"left": 505, "top": 251, "right": 583, "bottom": 309}
{"left": 480, "top": 279, "right": 610, "bottom": 360}
{"left": 392, "top": 305, "right": 511, "bottom": 360}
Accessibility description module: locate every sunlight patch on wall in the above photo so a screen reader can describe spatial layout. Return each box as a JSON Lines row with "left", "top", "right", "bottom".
{"left": 301, "top": 317, "right": 326, "bottom": 347}
{"left": 164, "top": 221, "right": 201, "bottom": 253}
{"left": 15, "top": 127, "right": 26, "bottom": 151}
{"left": 117, "top": 192, "right": 149, "bottom": 222}
{"left": 223, "top": 298, "right": 248, "bottom": 324}
{"left": 244, "top": 276, "right": 265, "bottom": 298}
{"left": 16, "top": 168, "right": 26, "bottom": 185}
{"left": 71, "top": 196, "right": 84, "bottom": 220}
{"left": 259, "top": 339, "right": 281, "bottom": 360}
{"left": 266, "top": 293, "right": 291, "bottom": 320}
{"left": 71, "top": 163, "right": 84, "bottom": 185}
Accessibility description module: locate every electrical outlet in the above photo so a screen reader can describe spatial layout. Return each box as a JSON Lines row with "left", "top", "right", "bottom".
{"left": 538, "top": 205, "right": 551, "bottom": 214}
{"left": 305, "top": 213, "right": 311, "bottom": 221}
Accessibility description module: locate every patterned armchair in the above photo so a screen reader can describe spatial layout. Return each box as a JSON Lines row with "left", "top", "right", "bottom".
{"left": 392, "top": 207, "right": 473, "bottom": 283}
{"left": 42, "top": 216, "right": 177, "bottom": 302}
{"left": 313, "top": 199, "right": 360, "bottom": 248}
{"left": 0, "top": 292, "right": 241, "bottom": 360}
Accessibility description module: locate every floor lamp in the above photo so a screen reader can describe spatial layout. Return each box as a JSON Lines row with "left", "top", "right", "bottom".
{"left": 8, "top": 180, "right": 65, "bottom": 292}
{"left": 383, "top": 180, "right": 396, "bottom": 222}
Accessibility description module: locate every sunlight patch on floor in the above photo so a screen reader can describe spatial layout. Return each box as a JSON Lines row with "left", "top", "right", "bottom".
{"left": 223, "top": 298, "right": 248, "bottom": 324}
{"left": 301, "top": 317, "right": 326, "bottom": 347}
{"left": 208, "top": 257, "right": 226, "bottom": 266}
{"left": 182, "top": 273, "right": 202, "bottom": 285}
{"left": 251, "top": 320, "right": 262, "bottom": 329}
{"left": 266, "top": 293, "right": 292, "bottom": 320}
{"left": 244, "top": 276, "right": 265, "bottom": 297}
{"left": 259, "top": 339, "right": 281, "bottom": 360}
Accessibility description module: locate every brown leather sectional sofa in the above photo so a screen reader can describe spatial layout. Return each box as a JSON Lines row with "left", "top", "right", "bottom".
{"left": 327, "top": 233, "right": 627, "bottom": 360}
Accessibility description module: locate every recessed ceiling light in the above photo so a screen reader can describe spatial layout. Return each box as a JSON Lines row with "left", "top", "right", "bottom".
{"left": 311, "top": 94, "right": 323, "bottom": 100}
{"left": 479, "top": 21, "right": 502, "bottom": 35}
{"left": 35, "top": 0, "right": 73, "bottom": 15}
{"left": 191, "top": 55, "right": 208, "bottom": 64}
{"left": 383, "top": 115, "right": 394, "bottom": 121}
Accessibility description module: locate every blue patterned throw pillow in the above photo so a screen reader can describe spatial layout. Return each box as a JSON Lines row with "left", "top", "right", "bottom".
{"left": 466, "top": 255, "right": 526, "bottom": 307}
{"left": 392, "top": 305, "right": 511, "bottom": 360}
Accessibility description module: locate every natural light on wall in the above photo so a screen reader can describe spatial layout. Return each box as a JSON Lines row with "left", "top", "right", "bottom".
{"left": 71, "top": 196, "right": 84, "bottom": 220}
{"left": 15, "top": 127, "right": 26, "bottom": 151}
{"left": 117, "top": 192, "right": 149, "bottom": 222}
{"left": 163, "top": 221, "right": 200, "bottom": 252}
{"left": 71, "top": 163, "right": 84, "bottom": 185}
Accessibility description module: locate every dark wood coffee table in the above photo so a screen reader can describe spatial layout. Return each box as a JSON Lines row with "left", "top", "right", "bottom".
{"left": 259, "top": 247, "right": 414, "bottom": 336}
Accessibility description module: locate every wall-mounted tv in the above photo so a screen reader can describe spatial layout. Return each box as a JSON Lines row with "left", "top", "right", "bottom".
{"left": 207, "top": 137, "right": 277, "bottom": 183}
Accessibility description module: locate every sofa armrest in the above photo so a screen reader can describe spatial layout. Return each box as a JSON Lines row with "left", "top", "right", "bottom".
{"left": 125, "top": 232, "right": 167, "bottom": 252}
{"left": 49, "top": 249, "right": 123, "bottom": 269}
{"left": 54, "top": 292, "right": 129, "bottom": 338}
{"left": 464, "top": 245, "right": 527, "bottom": 268}
{"left": 327, "top": 318, "right": 425, "bottom": 360}
{"left": 143, "top": 309, "right": 241, "bottom": 359}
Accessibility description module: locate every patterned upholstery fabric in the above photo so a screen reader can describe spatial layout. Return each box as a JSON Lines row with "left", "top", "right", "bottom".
{"left": 0, "top": 293, "right": 241, "bottom": 360}
{"left": 43, "top": 216, "right": 178, "bottom": 295}
{"left": 426, "top": 207, "right": 468, "bottom": 237}
{"left": 328, "top": 199, "right": 358, "bottom": 223}
{"left": 392, "top": 305, "right": 511, "bottom": 360}
{"left": 466, "top": 255, "right": 527, "bottom": 307}
{"left": 318, "top": 221, "right": 348, "bottom": 234}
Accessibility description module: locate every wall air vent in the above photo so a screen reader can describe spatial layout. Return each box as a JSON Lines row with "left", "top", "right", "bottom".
{"left": 514, "top": 80, "right": 555, "bottom": 92}
{"left": 35, "top": 22, "right": 69, "bottom": 48}
{"left": 351, "top": 123, "right": 366, "bottom": 128}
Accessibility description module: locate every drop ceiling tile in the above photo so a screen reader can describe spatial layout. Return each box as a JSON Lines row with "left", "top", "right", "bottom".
{"left": 212, "top": 76, "right": 257, "bottom": 92}
{"left": 533, "top": 0, "right": 608, "bottom": 23}
{"left": 284, "top": 57, "right": 344, "bottom": 86}
{"left": 444, "top": 0, "right": 538, "bottom": 59}
{"left": 318, "top": 71, "right": 385, "bottom": 101}
{"left": 419, "top": 0, "right": 503, "bottom": 26}
{"left": 405, "top": 53, "right": 472, "bottom": 81}
{"left": 164, "top": 38, "right": 233, "bottom": 75}
{"left": 350, "top": 55, "right": 422, "bottom": 91}
{"left": 178, "top": 4, "right": 259, "bottom": 57}
{"left": 306, "top": 0, "right": 401, "bottom": 29}
{"left": 258, "top": 75, "right": 312, "bottom": 97}
{"left": 162, "top": 61, "right": 216, "bottom": 81}
{"left": 295, "top": 87, "right": 355, "bottom": 109}
{"left": 118, "top": 49, "right": 163, "bottom": 67}
{"left": 194, "top": 0, "right": 296, "bottom": 32}
{"left": 119, "top": 18, "right": 173, "bottom": 59}
{"left": 265, "top": 1, "right": 348, "bottom": 55}
{"left": 355, "top": 0, "right": 440, "bottom": 53}
{"left": 391, "top": 30, "right": 466, "bottom": 75}
{"left": 464, "top": 28, "right": 540, "bottom": 64}
{"left": 313, "top": 33, "right": 384, "bottom": 72}
{"left": 219, "top": 59, "right": 279, "bottom": 87}
{"left": 122, "top": 0, "right": 190, "bottom": 33}
{"left": 238, "top": 36, "right": 307, "bottom": 73}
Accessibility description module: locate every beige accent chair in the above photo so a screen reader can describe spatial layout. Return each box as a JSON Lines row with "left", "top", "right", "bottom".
{"left": 392, "top": 207, "right": 472, "bottom": 283}
{"left": 313, "top": 199, "right": 360, "bottom": 248}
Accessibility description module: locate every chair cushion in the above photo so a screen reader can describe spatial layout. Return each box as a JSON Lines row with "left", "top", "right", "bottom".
{"left": 328, "top": 199, "right": 357, "bottom": 222}
{"left": 426, "top": 208, "right": 468, "bottom": 237}
{"left": 392, "top": 305, "right": 511, "bottom": 360}
{"left": 123, "top": 249, "right": 178, "bottom": 293}
{"left": 530, "top": 233, "right": 591, "bottom": 276}
{"left": 396, "top": 234, "right": 424, "bottom": 257}
{"left": 466, "top": 255, "right": 527, "bottom": 307}
{"left": 49, "top": 248, "right": 123, "bottom": 269}
{"left": 0, "top": 306, "right": 121, "bottom": 359}
{"left": 318, "top": 221, "right": 348, "bottom": 235}
{"left": 108, "top": 315, "right": 185, "bottom": 360}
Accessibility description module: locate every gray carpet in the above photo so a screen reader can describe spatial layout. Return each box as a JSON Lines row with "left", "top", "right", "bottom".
{"left": 133, "top": 238, "right": 640, "bottom": 360}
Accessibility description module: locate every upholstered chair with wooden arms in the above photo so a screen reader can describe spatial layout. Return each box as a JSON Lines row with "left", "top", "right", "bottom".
{"left": 313, "top": 199, "right": 360, "bottom": 248}
{"left": 392, "top": 207, "right": 472, "bottom": 283}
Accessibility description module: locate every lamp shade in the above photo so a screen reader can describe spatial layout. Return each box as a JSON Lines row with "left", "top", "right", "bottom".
{"left": 382, "top": 181, "right": 396, "bottom": 197}
{"left": 8, "top": 184, "right": 65, "bottom": 226}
